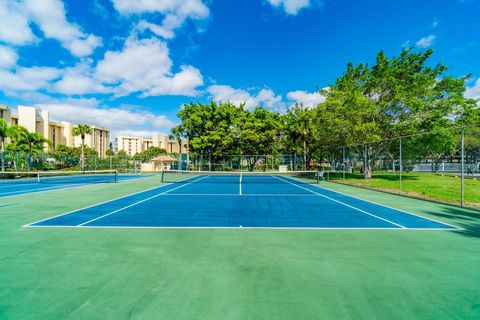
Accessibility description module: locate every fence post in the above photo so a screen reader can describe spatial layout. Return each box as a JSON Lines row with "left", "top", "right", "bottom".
{"left": 399, "top": 138, "right": 403, "bottom": 194}
{"left": 342, "top": 147, "right": 346, "bottom": 181}
{"left": 461, "top": 127, "right": 465, "bottom": 207}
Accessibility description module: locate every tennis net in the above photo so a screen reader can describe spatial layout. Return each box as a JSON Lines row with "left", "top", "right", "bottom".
{"left": 161, "top": 170, "right": 320, "bottom": 184}
{"left": 0, "top": 170, "right": 118, "bottom": 184}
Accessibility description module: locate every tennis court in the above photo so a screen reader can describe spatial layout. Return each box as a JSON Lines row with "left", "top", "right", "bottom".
{"left": 27, "top": 171, "right": 459, "bottom": 230}
{"left": 0, "top": 171, "right": 150, "bottom": 198}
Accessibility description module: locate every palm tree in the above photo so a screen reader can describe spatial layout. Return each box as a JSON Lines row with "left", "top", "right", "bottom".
{"left": 0, "top": 118, "right": 10, "bottom": 172}
{"left": 7, "top": 126, "right": 28, "bottom": 172}
{"left": 23, "top": 132, "right": 50, "bottom": 171}
{"left": 169, "top": 126, "right": 184, "bottom": 170}
{"left": 72, "top": 124, "right": 92, "bottom": 170}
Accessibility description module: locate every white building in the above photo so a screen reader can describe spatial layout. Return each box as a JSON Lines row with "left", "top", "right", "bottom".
{"left": 1, "top": 104, "right": 110, "bottom": 156}
{"left": 115, "top": 134, "right": 186, "bottom": 156}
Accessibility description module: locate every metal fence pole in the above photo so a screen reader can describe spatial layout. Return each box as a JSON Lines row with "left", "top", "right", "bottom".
{"left": 399, "top": 138, "right": 403, "bottom": 194}
{"left": 342, "top": 147, "right": 346, "bottom": 181}
{"left": 461, "top": 127, "right": 465, "bottom": 207}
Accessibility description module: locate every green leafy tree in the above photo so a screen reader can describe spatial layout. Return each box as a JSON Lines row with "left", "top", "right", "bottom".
{"left": 318, "top": 49, "right": 477, "bottom": 178}
{"left": 169, "top": 126, "right": 184, "bottom": 168}
{"left": 72, "top": 124, "right": 92, "bottom": 170}
{"left": 106, "top": 149, "right": 115, "bottom": 156}
{"left": 237, "top": 106, "right": 282, "bottom": 171}
{"left": 132, "top": 147, "right": 167, "bottom": 163}
{"left": 23, "top": 132, "right": 50, "bottom": 171}
{"left": 0, "top": 118, "right": 10, "bottom": 172}
{"left": 283, "top": 105, "right": 316, "bottom": 170}
{"left": 117, "top": 150, "right": 127, "bottom": 157}
{"left": 5, "top": 126, "right": 29, "bottom": 171}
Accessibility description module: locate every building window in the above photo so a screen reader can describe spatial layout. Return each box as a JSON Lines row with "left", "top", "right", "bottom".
{"left": 51, "top": 127, "right": 56, "bottom": 148}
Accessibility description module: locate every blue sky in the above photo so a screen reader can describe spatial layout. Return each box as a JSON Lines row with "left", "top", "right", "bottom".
{"left": 0, "top": 0, "right": 479, "bottom": 137}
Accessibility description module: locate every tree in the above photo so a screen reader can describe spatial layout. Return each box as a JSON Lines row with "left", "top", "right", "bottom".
{"left": 178, "top": 102, "right": 240, "bottom": 170}
{"left": 0, "top": 118, "right": 10, "bottom": 172}
{"left": 132, "top": 147, "right": 167, "bottom": 163}
{"left": 117, "top": 150, "right": 127, "bottom": 157}
{"left": 72, "top": 124, "right": 92, "bottom": 170}
{"left": 5, "top": 126, "right": 29, "bottom": 171}
{"left": 283, "top": 105, "right": 315, "bottom": 170}
{"left": 318, "top": 49, "right": 477, "bottom": 178}
{"left": 106, "top": 149, "right": 115, "bottom": 157}
{"left": 236, "top": 106, "right": 282, "bottom": 171}
{"left": 23, "top": 132, "right": 50, "bottom": 171}
{"left": 169, "top": 126, "right": 184, "bottom": 169}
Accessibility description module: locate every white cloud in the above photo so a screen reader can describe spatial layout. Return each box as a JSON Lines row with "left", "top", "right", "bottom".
{"left": 53, "top": 62, "right": 110, "bottom": 95}
{"left": 0, "top": 46, "right": 18, "bottom": 69}
{"left": 266, "top": 0, "right": 316, "bottom": 15}
{"left": 0, "top": 0, "right": 101, "bottom": 57}
{"left": 37, "top": 102, "right": 176, "bottom": 137}
{"left": 112, "top": 0, "right": 209, "bottom": 16}
{"left": 24, "top": 0, "right": 102, "bottom": 57}
{"left": 416, "top": 34, "right": 436, "bottom": 48}
{"left": 95, "top": 37, "right": 203, "bottom": 97}
{"left": 0, "top": 1, "right": 35, "bottom": 45}
{"left": 287, "top": 90, "right": 325, "bottom": 108}
{"left": 0, "top": 66, "right": 62, "bottom": 92}
{"left": 208, "top": 85, "right": 284, "bottom": 110}
{"left": 465, "top": 78, "right": 480, "bottom": 104}
{"left": 114, "top": 0, "right": 209, "bottom": 39}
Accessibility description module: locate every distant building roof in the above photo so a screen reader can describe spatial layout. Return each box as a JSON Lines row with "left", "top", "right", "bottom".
{"left": 151, "top": 155, "right": 176, "bottom": 162}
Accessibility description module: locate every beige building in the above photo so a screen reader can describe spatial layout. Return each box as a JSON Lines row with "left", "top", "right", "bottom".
{"left": 1, "top": 104, "right": 110, "bottom": 156}
{"left": 115, "top": 134, "right": 186, "bottom": 156}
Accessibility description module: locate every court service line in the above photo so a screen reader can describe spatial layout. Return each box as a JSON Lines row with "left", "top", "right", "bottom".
{"left": 312, "top": 182, "right": 463, "bottom": 230}
{"left": 23, "top": 175, "right": 197, "bottom": 227}
{"left": 272, "top": 175, "right": 407, "bottom": 229}
{"left": 76, "top": 175, "right": 211, "bottom": 227}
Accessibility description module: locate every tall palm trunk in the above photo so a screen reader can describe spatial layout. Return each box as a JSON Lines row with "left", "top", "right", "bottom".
{"left": 177, "top": 138, "right": 182, "bottom": 170}
{"left": 81, "top": 135, "right": 85, "bottom": 171}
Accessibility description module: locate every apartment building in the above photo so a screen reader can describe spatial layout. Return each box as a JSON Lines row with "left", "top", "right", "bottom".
{"left": 116, "top": 134, "right": 186, "bottom": 156}
{"left": 1, "top": 104, "right": 110, "bottom": 156}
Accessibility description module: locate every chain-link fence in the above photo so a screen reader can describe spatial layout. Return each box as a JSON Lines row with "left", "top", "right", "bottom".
{"left": 322, "top": 125, "right": 480, "bottom": 210}
{"left": 186, "top": 154, "right": 308, "bottom": 171}
{"left": 0, "top": 152, "right": 140, "bottom": 173}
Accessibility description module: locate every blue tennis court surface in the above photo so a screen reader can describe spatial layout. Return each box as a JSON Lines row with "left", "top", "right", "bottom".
{"left": 0, "top": 174, "right": 151, "bottom": 198}
{"left": 27, "top": 174, "right": 460, "bottom": 230}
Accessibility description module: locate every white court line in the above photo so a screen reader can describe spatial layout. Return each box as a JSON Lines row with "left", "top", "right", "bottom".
{"left": 23, "top": 174, "right": 198, "bottom": 227}
{"left": 26, "top": 225, "right": 457, "bottom": 230}
{"left": 313, "top": 182, "right": 463, "bottom": 230}
{"left": 76, "top": 175, "right": 211, "bottom": 227}
{"left": 160, "top": 193, "right": 319, "bottom": 196}
{"left": 272, "top": 175, "right": 407, "bottom": 229}
{"left": 239, "top": 173, "right": 242, "bottom": 195}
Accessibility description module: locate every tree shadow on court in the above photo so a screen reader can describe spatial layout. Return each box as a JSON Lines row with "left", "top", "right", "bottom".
{"left": 424, "top": 206, "right": 480, "bottom": 238}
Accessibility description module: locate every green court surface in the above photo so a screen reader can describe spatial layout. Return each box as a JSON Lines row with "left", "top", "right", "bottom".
{"left": 1, "top": 176, "right": 480, "bottom": 319}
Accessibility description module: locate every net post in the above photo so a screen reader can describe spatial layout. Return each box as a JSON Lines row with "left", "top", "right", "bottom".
{"left": 114, "top": 170, "right": 118, "bottom": 183}
{"left": 161, "top": 170, "right": 165, "bottom": 183}
{"left": 37, "top": 172, "right": 40, "bottom": 183}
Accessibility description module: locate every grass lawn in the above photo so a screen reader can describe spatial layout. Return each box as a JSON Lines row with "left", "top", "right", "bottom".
{"left": 1, "top": 177, "right": 480, "bottom": 319}
{"left": 328, "top": 172, "right": 480, "bottom": 209}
